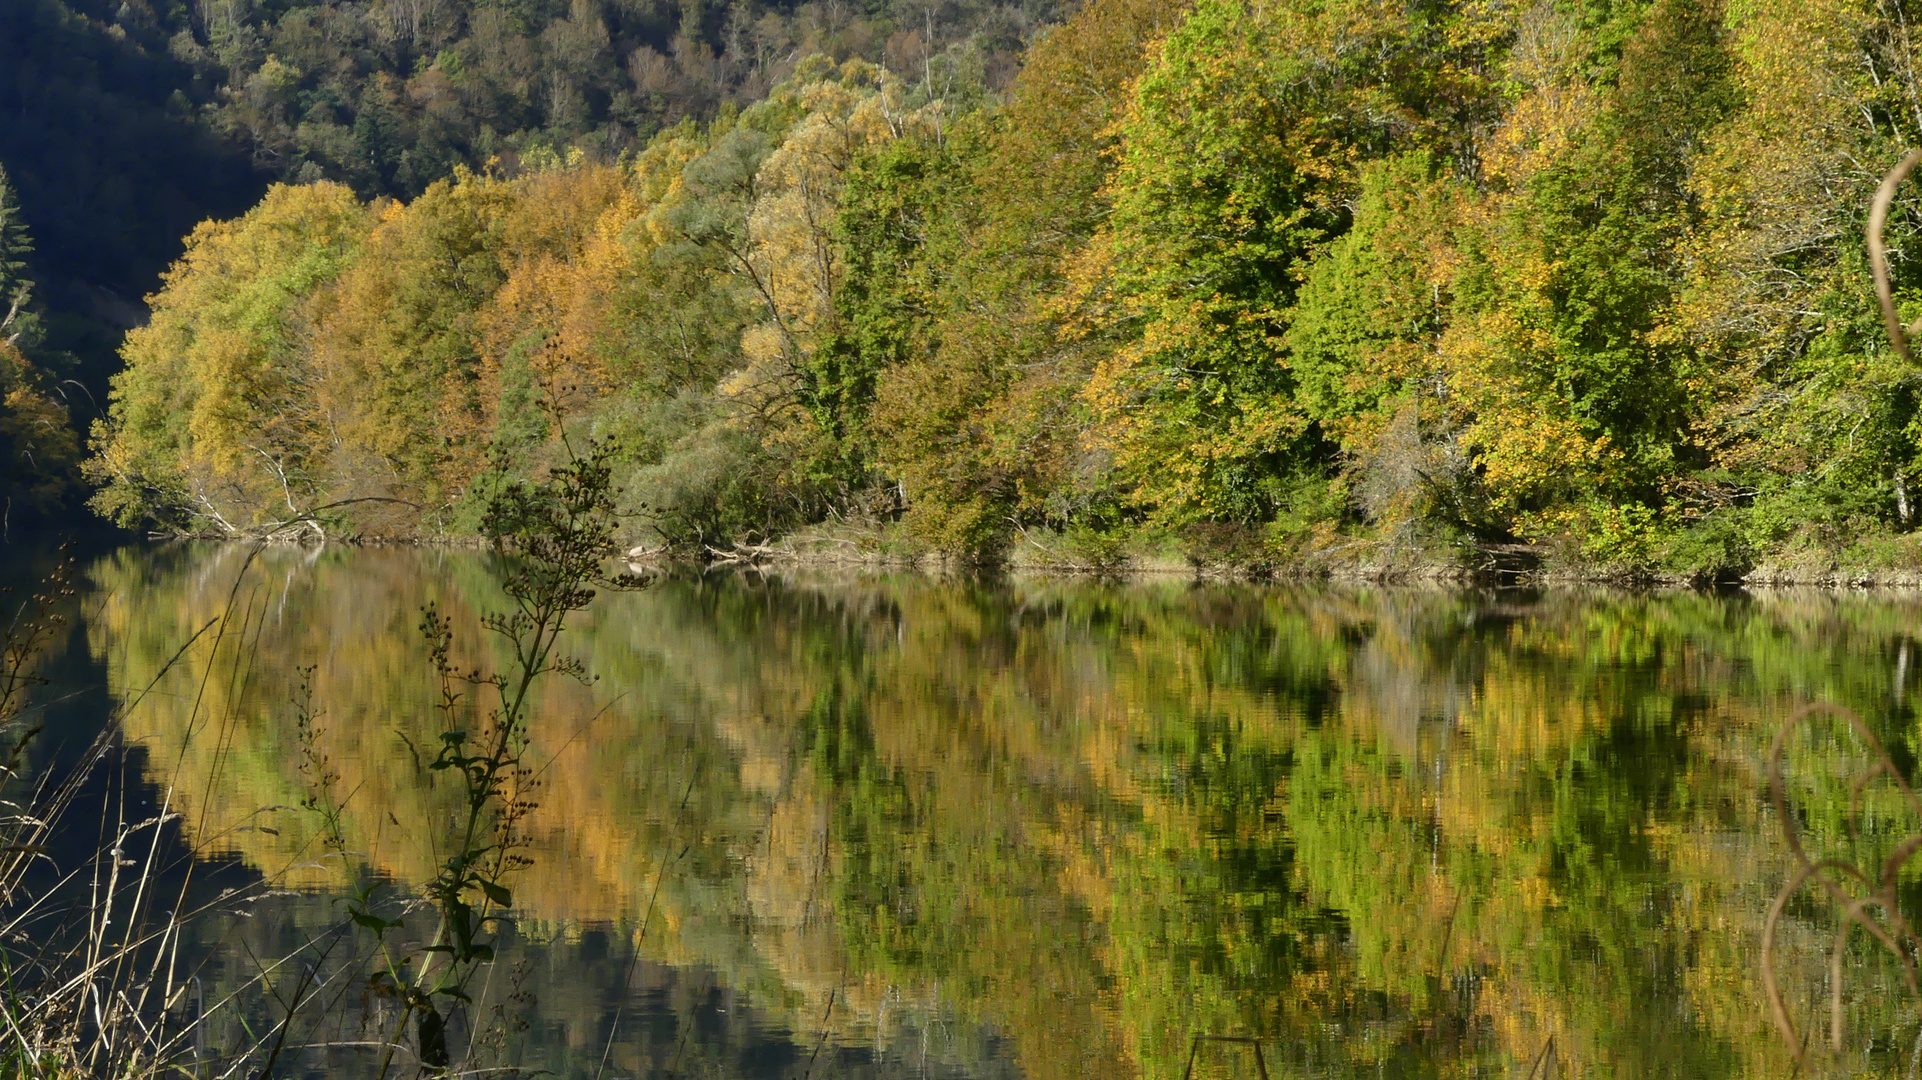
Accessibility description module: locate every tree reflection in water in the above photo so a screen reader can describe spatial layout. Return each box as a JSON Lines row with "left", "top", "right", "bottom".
{"left": 72, "top": 543, "right": 1922, "bottom": 1078}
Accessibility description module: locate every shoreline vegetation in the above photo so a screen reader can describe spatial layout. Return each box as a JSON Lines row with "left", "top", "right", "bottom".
{"left": 17, "top": 0, "right": 1922, "bottom": 588}
{"left": 129, "top": 523, "right": 1922, "bottom": 588}
{"left": 675, "top": 529, "right": 1922, "bottom": 587}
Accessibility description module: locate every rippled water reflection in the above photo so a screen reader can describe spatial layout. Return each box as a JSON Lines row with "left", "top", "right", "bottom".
{"left": 47, "top": 542, "right": 1922, "bottom": 1077}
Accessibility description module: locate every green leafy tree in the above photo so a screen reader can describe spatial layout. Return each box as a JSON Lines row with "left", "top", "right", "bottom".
{"left": 1439, "top": 0, "right": 1737, "bottom": 551}
{"left": 1087, "top": 0, "right": 1502, "bottom": 530}
{"left": 858, "top": 0, "right": 1187, "bottom": 555}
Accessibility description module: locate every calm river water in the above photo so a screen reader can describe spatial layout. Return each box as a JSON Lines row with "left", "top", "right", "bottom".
{"left": 18, "top": 540, "right": 1922, "bottom": 1077}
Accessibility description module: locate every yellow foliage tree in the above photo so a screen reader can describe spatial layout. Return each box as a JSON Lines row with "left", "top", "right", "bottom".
{"left": 88, "top": 181, "right": 371, "bottom": 534}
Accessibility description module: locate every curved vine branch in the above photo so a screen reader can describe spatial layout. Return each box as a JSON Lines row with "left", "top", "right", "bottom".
{"left": 1762, "top": 703, "right": 1922, "bottom": 1068}
{"left": 1869, "top": 148, "right": 1922, "bottom": 361}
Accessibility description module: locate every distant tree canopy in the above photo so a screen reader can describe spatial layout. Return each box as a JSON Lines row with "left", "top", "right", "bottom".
{"left": 0, "top": 0, "right": 262, "bottom": 304}
{"left": 153, "top": 0, "right": 1052, "bottom": 198}
{"left": 0, "top": 0, "right": 1058, "bottom": 267}
{"left": 79, "top": 0, "right": 1922, "bottom": 575}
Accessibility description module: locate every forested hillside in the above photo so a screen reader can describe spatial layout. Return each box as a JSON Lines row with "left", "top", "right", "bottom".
{"left": 0, "top": 0, "right": 1048, "bottom": 523}
{"left": 72, "top": 0, "right": 1922, "bottom": 577}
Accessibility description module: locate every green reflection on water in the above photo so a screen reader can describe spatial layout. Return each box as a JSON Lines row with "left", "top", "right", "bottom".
{"left": 79, "top": 543, "right": 1922, "bottom": 1078}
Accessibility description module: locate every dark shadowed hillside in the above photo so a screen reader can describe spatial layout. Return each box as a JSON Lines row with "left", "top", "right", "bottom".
{"left": 0, "top": 0, "right": 261, "bottom": 413}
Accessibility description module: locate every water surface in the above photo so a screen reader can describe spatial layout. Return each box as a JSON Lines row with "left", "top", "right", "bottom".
{"left": 34, "top": 542, "right": 1922, "bottom": 1077}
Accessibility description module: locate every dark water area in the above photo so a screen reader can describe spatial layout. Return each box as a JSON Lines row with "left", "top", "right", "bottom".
{"left": 11, "top": 538, "right": 1922, "bottom": 1077}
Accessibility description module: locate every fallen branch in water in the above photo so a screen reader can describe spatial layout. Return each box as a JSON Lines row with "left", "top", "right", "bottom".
{"left": 704, "top": 543, "right": 785, "bottom": 564}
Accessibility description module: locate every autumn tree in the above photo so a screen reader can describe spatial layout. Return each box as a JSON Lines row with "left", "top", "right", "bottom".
{"left": 87, "top": 182, "right": 372, "bottom": 534}
{"left": 854, "top": 0, "right": 1188, "bottom": 555}
{"left": 0, "top": 171, "right": 79, "bottom": 523}
{"left": 1671, "top": 0, "right": 1922, "bottom": 570}
{"left": 0, "top": 340, "right": 78, "bottom": 525}
{"left": 1083, "top": 0, "right": 1503, "bottom": 534}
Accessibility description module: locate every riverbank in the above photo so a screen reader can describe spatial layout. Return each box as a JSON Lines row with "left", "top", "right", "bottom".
{"left": 116, "top": 516, "right": 1922, "bottom": 588}
{"left": 624, "top": 522, "right": 1922, "bottom": 588}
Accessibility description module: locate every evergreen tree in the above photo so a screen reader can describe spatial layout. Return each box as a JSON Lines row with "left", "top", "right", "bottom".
{"left": 0, "top": 164, "right": 33, "bottom": 346}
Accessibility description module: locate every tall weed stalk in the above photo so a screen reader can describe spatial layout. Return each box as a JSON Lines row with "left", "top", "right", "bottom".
{"left": 298, "top": 438, "right": 644, "bottom": 1077}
